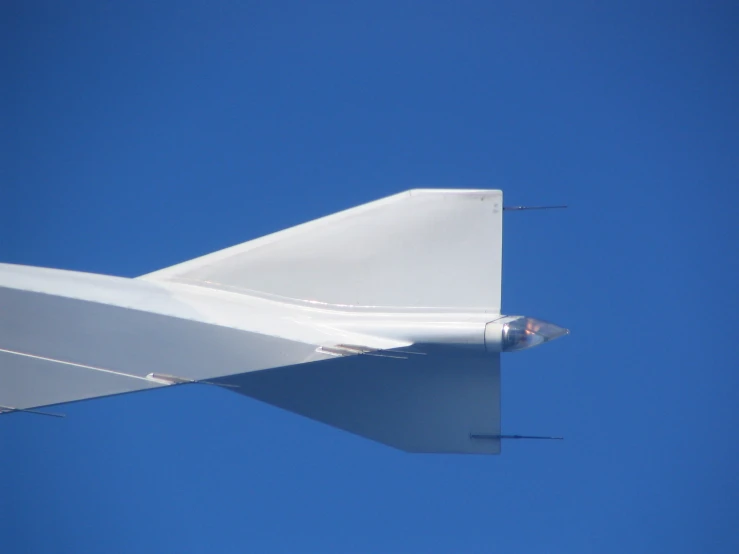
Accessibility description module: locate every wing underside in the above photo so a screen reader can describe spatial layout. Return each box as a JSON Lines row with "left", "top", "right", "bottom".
{"left": 0, "top": 285, "right": 319, "bottom": 411}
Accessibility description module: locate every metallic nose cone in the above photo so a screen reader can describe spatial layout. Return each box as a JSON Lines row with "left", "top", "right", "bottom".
{"left": 502, "top": 317, "right": 569, "bottom": 352}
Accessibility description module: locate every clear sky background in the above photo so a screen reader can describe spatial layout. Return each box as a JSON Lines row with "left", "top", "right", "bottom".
{"left": 2, "top": 1, "right": 738, "bottom": 553}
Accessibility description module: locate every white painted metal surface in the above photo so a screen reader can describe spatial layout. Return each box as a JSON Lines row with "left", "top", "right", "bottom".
{"left": 141, "top": 189, "right": 504, "bottom": 312}
{"left": 0, "top": 189, "right": 568, "bottom": 454}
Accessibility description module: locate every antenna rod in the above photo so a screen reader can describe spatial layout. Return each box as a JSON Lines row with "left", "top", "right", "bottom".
{"left": 503, "top": 205, "right": 568, "bottom": 211}
{"left": 470, "top": 434, "right": 563, "bottom": 440}
{"left": 0, "top": 405, "right": 66, "bottom": 418}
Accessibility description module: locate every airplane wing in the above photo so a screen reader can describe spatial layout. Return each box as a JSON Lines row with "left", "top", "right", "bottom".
{"left": 1, "top": 189, "right": 505, "bottom": 453}
{"left": 0, "top": 270, "right": 323, "bottom": 413}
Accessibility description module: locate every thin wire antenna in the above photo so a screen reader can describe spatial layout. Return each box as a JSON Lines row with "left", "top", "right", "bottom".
{"left": 470, "top": 434, "right": 563, "bottom": 440}
{"left": 503, "top": 205, "right": 568, "bottom": 211}
{"left": 0, "top": 405, "right": 66, "bottom": 418}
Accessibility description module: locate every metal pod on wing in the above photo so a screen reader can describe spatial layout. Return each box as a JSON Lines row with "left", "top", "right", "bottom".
{"left": 485, "top": 316, "right": 569, "bottom": 353}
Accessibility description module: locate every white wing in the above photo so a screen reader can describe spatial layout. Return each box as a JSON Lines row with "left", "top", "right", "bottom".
{"left": 1, "top": 190, "right": 505, "bottom": 453}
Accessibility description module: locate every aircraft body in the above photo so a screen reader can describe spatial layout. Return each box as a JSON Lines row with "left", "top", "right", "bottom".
{"left": 0, "top": 189, "right": 567, "bottom": 454}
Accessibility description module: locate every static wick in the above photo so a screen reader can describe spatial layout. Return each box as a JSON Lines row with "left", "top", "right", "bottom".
{"left": 503, "top": 205, "right": 568, "bottom": 211}
{"left": 146, "top": 373, "right": 239, "bottom": 389}
{"left": 0, "top": 405, "right": 66, "bottom": 418}
{"left": 470, "top": 434, "right": 563, "bottom": 441}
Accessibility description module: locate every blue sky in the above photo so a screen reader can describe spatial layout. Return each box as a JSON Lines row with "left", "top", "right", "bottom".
{"left": 2, "top": 1, "right": 738, "bottom": 552}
